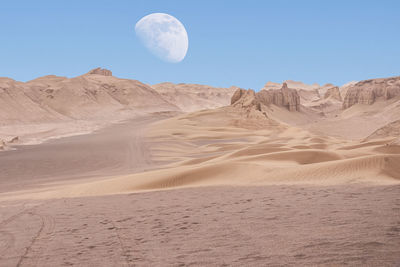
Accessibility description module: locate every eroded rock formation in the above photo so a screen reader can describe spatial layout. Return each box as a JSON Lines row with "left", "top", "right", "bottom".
{"left": 231, "top": 83, "right": 300, "bottom": 112}
{"left": 87, "top": 68, "right": 113, "bottom": 76}
{"left": 324, "top": 86, "right": 342, "bottom": 101}
{"left": 343, "top": 76, "right": 400, "bottom": 109}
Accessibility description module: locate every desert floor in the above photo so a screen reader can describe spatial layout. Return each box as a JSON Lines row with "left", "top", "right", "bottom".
{"left": 0, "top": 113, "right": 174, "bottom": 194}
{"left": 1, "top": 185, "right": 399, "bottom": 266}
{"left": 0, "top": 110, "right": 400, "bottom": 266}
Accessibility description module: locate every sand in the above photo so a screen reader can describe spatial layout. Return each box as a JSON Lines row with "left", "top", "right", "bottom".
{"left": 1, "top": 185, "right": 399, "bottom": 266}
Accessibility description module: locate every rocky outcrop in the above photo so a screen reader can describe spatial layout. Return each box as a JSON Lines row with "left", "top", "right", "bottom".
{"left": 261, "top": 81, "right": 344, "bottom": 106}
{"left": 0, "top": 137, "right": 19, "bottom": 151}
{"left": 8, "top": 136, "right": 19, "bottom": 143}
{"left": 231, "top": 88, "right": 248, "bottom": 105}
{"left": 231, "top": 83, "right": 300, "bottom": 112}
{"left": 278, "top": 83, "right": 301, "bottom": 111}
{"left": 343, "top": 76, "right": 400, "bottom": 109}
{"left": 87, "top": 67, "right": 112, "bottom": 76}
{"left": 263, "top": 80, "right": 320, "bottom": 91}
{"left": 298, "top": 89, "right": 321, "bottom": 103}
{"left": 324, "top": 86, "right": 342, "bottom": 101}
{"left": 231, "top": 89, "right": 261, "bottom": 111}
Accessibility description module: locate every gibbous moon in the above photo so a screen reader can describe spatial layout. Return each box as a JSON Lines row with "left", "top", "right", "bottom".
{"left": 135, "top": 13, "right": 189, "bottom": 63}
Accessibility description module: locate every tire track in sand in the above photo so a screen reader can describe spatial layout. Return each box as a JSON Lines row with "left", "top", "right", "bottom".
{"left": 16, "top": 210, "right": 56, "bottom": 267}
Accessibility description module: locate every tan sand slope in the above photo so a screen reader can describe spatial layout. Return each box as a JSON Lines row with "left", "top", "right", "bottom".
{"left": 112, "top": 109, "right": 400, "bottom": 191}
{"left": 366, "top": 119, "right": 400, "bottom": 140}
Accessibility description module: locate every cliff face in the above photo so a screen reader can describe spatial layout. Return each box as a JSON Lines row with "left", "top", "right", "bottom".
{"left": 231, "top": 89, "right": 261, "bottom": 111}
{"left": 231, "top": 83, "right": 300, "bottom": 112}
{"left": 257, "top": 83, "right": 300, "bottom": 111}
{"left": 280, "top": 83, "right": 301, "bottom": 111}
{"left": 343, "top": 76, "right": 400, "bottom": 109}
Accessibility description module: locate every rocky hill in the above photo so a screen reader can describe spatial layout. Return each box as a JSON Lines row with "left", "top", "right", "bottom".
{"left": 0, "top": 68, "right": 180, "bottom": 124}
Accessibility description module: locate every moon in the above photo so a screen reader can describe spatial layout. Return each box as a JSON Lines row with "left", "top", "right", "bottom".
{"left": 135, "top": 13, "right": 189, "bottom": 63}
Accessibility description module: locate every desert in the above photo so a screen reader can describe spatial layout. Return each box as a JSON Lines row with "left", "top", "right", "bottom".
{"left": 0, "top": 68, "right": 399, "bottom": 266}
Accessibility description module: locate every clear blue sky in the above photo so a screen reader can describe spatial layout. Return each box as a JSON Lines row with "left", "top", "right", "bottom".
{"left": 1, "top": 0, "right": 399, "bottom": 89}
